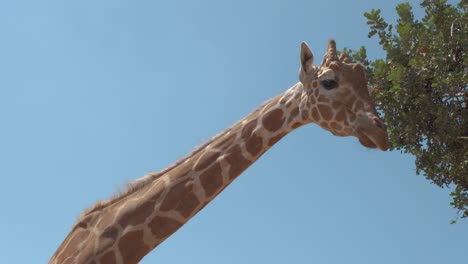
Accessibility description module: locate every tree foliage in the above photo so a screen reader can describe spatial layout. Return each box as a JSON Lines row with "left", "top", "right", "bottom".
{"left": 347, "top": 0, "right": 467, "bottom": 221}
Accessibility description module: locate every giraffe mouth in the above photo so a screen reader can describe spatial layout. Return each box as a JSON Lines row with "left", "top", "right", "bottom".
{"left": 356, "top": 127, "right": 389, "bottom": 151}
{"left": 354, "top": 113, "right": 389, "bottom": 151}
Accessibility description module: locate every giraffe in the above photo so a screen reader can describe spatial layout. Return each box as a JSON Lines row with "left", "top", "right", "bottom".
{"left": 50, "top": 40, "right": 389, "bottom": 264}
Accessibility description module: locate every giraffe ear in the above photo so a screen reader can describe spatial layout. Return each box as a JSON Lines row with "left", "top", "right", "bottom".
{"left": 300, "top": 42, "right": 314, "bottom": 71}
{"left": 299, "top": 42, "right": 314, "bottom": 83}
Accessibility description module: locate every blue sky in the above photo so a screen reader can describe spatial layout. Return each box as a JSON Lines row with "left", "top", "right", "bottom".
{"left": 0, "top": 1, "right": 466, "bottom": 263}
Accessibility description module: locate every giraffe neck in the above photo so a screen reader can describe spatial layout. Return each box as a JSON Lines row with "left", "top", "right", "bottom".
{"left": 50, "top": 82, "right": 309, "bottom": 264}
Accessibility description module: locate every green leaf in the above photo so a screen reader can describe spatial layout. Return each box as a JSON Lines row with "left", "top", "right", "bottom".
{"left": 363, "top": 0, "right": 468, "bottom": 222}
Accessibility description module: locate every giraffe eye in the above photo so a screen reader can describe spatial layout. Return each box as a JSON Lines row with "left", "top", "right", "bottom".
{"left": 321, "top": 79, "right": 338, "bottom": 90}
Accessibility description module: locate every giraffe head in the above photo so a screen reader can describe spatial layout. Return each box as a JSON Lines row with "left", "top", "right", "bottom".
{"left": 298, "top": 40, "right": 389, "bottom": 150}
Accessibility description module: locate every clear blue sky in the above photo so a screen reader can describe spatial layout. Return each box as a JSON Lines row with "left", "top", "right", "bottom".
{"left": 0, "top": 1, "right": 466, "bottom": 263}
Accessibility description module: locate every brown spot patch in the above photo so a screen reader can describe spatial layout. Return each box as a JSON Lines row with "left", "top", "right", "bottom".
{"left": 262, "top": 108, "right": 284, "bottom": 132}
{"left": 332, "top": 101, "right": 341, "bottom": 109}
{"left": 301, "top": 109, "right": 309, "bottom": 120}
{"left": 312, "top": 81, "right": 318, "bottom": 88}
{"left": 314, "top": 88, "right": 319, "bottom": 97}
{"left": 119, "top": 230, "right": 149, "bottom": 264}
{"left": 319, "top": 121, "right": 330, "bottom": 129}
{"left": 268, "top": 132, "right": 287, "bottom": 146}
{"left": 311, "top": 107, "right": 320, "bottom": 121}
{"left": 119, "top": 200, "right": 155, "bottom": 227}
{"left": 335, "top": 108, "right": 346, "bottom": 122}
{"left": 99, "top": 250, "right": 116, "bottom": 264}
{"left": 291, "top": 122, "right": 302, "bottom": 129}
{"left": 330, "top": 122, "right": 342, "bottom": 131}
{"left": 160, "top": 180, "right": 200, "bottom": 218}
{"left": 242, "top": 119, "right": 263, "bottom": 157}
{"left": 317, "top": 95, "right": 329, "bottom": 103}
{"left": 101, "top": 227, "right": 119, "bottom": 240}
{"left": 200, "top": 162, "right": 223, "bottom": 198}
{"left": 194, "top": 150, "right": 219, "bottom": 171}
{"left": 246, "top": 132, "right": 263, "bottom": 157}
{"left": 149, "top": 216, "right": 182, "bottom": 239}
{"left": 225, "top": 145, "right": 250, "bottom": 180}
{"left": 317, "top": 105, "right": 333, "bottom": 120}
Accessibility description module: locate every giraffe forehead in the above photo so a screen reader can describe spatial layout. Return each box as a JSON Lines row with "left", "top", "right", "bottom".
{"left": 342, "top": 67, "right": 370, "bottom": 99}
{"left": 317, "top": 68, "right": 336, "bottom": 79}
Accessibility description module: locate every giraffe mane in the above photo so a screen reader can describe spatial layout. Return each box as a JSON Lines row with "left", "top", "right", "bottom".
{"left": 75, "top": 128, "right": 232, "bottom": 223}
{"left": 74, "top": 99, "right": 271, "bottom": 226}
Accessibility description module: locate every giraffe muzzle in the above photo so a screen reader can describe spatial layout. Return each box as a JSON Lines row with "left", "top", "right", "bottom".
{"left": 355, "top": 114, "right": 389, "bottom": 151}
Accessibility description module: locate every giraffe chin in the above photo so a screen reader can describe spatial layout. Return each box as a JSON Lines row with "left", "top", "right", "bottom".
{"left": 356, "top": 128, "right": 389, "bottom": 151}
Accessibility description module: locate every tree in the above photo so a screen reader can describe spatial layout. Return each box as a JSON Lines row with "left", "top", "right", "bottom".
{"left": 347, "top": 0, "right": 467, "bottom": 222}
